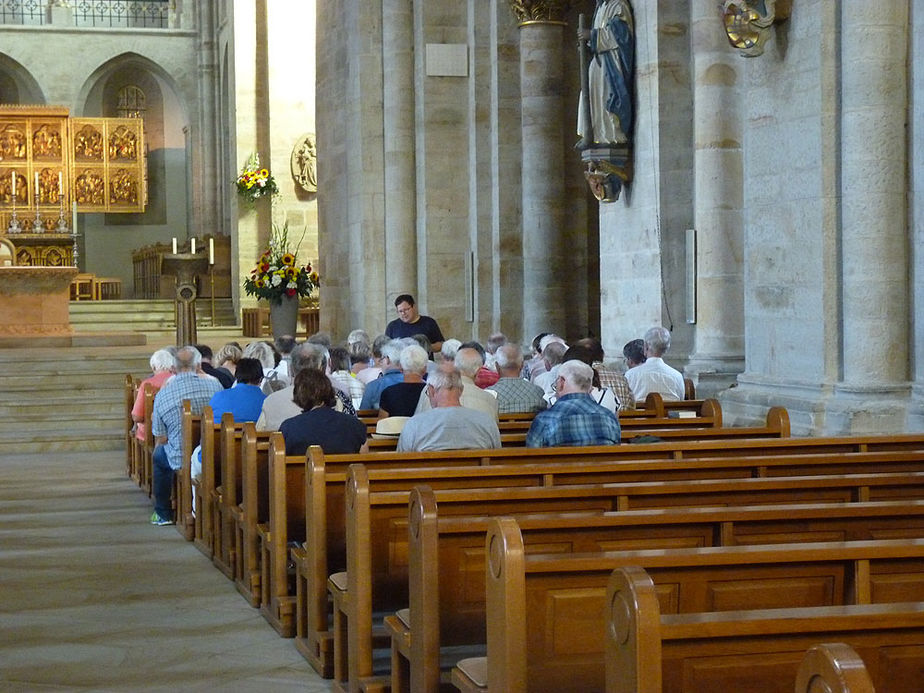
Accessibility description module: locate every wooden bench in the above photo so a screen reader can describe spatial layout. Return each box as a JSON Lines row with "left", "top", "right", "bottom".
{"left": 450, "top": 521, "right": 924, "bottom": 692}
{"left": 291, "top": 435, "right": 924, "bottom": 676}
{"left": 139, "top": 383, "right": 159, "bottom": 496}
{"left": 177, "top": 402, "right": 202, "bottom": 541}
{"left": 335, "top": 466, "right": 924, "bottom": 691}
{"left": 795, "top": 642, "right": 875, "bottom": 693}
{"left": 388, "top": 489, "right": 924, "bottom": 693}
{"left": 605, "top": 567, "right": 921, "bottom": 693}
{"left": 232, "top": 423, "right": 275, "bottom": 606}
{"left": 211, "top": 414, "right": 247, "bottom": 579}
{"left": 259, "top": 432, "right": 305, "bottom": 636}
{"left": 124, "top": 374, "right": 141, "bottom": 483}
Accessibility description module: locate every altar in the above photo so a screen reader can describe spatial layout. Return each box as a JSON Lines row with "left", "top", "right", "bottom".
{"left": 0, "top": 266, "right": 77, "bottom": 336}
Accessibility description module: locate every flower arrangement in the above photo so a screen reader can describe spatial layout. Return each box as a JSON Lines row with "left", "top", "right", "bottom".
{"left": 243, "top": 223, "right": 319, "bottom": 304}
{"left": 236, "top": 153, "right": 278, "bottom": 203}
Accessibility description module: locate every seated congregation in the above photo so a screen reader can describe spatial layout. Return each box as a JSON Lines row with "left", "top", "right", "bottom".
{"left": 123, "top": 297, "right": 924, "bottom": 692}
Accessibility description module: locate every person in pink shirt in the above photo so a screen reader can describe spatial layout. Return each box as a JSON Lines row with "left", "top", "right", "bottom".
{"left": 131, "top": 348, "right": 175, "bottom": 441}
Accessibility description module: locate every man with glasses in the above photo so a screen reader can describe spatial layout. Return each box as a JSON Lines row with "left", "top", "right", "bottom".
{"left": 525, "top": 360, "right": 621, "bottom": 448}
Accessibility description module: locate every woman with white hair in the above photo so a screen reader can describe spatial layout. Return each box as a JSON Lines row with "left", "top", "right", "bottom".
{"left": 378, "top": 344, "right": 429, "bottom": 418}
{"left": 130, "top": 348, "right": 175, "bottom": 442}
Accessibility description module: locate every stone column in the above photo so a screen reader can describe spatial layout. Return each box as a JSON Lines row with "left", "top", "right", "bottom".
{"left": 685, "top": 0, "right": 745, "bottom": 394}
{"left": 508, "top": 0, "right": 569, "bottom": 339}
{"left": 828, "top": 1, "right": 910, "bottom": 431}
{"left": 195, "top": 0, "right": 220, "bottom": 238}
{"left": 382, "top": 0, "right": 418, "bottom": 306}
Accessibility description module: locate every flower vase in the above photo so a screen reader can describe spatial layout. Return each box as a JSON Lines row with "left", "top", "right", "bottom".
{"left": 269, "top": 294, "right": 299, "bottom": 339}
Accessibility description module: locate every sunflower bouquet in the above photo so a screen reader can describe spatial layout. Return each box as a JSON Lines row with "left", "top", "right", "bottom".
{"left": 236, "top": 153, "right": 278, "bottom": 203}
{"left": 243, "top": 223, "right": 319, "bottom": 304}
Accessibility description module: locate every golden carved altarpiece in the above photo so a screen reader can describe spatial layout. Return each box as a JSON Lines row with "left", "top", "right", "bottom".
{"left": 0, "top": 105, "right": 146, "bottom": 266}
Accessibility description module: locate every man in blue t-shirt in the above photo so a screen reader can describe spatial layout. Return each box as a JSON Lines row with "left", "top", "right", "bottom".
{"left": 384, "top": 293, "right": 445, "bottom": 352}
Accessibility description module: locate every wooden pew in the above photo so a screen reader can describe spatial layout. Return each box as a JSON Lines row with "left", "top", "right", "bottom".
{"left": 177, "top": 402, "right": 201, "bottom": 540}
{"left": 292, "top": 435, "right": 924, "bottom": 676}
{"left": 212, "top": 413, "right": 245, "bottom": 579}
{"left": 795, "top": 643, "right": 875, "bottom": 693}
{"left": 140, "top": 383, "right": 159, "bottom": 496}
{"left": 337, "top": 467, "right": 924, "bottom": 693}
{"left": 124, "top": 374, "right": 139, "bottom": 481}
{"left": 366, "top": 406, "right": 785, "bottom": 450}
{"left": 259, "top": 431, "right": 305, "bottom": 636}
{"left": 389, "top": 490, "right": 924, "bottom": 693}
{"left": 233, "top": 423, "right": 274, "bottom": 606}
{"left": 191, "top": 406, "right": 221, "bottom": 558}
{"left": 450, "top": 521, "right": 924, "bottom": 692}
{"left": 606, "top": 567, "right": 919, "bottom": 693}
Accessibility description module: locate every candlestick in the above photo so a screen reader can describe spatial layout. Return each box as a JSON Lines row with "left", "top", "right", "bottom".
{"left": 190, "top": 238, "right": 196, "bottom": 254}
{"left": 172, "top": 237, "right": 177, "bottom": 254}
{"left": 209, "top": 237, "right": 215, "bottom": 265}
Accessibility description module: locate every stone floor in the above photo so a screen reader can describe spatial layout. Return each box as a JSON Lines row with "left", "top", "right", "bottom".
{"left": 0, "top": 449, "right": 331, "bottom": 692}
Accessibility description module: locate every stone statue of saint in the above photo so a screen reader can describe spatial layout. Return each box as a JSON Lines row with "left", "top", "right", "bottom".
{"left": 577, "top": 0, "right": 635, "bottom": 149}
{"left": 291, "top": 134, "right": 317, "bottom": 193}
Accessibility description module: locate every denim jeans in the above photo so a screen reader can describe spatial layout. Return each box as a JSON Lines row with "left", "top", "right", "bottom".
{"left": 152, "top": 444, "right": 174, "bottom": 521}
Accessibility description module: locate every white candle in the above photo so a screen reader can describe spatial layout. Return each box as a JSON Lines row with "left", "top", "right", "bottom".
{"left": 10, "top": 171, "right": 15, "bottom": 197}
{"left": 190, "top": 238, "right": 196, "bottom": 254}
{"left": 172, "top": 237, "right": 177, "bottom": 254}
{"left": 34, "top": 172, "right": 39, "bottom": 200}
{"left": 58, "top": 171, "right": 63, "bottom": 196}
{"left": 209, "top": 237, "right": 215, "bottom": 265}
{"left": 72, "top": 201, "right": 77, "bottom": 233}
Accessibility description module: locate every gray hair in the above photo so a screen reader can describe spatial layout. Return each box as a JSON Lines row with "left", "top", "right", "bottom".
{"left": 427, "top": 368, "right": 462, "bottom": 392}
{"left": 175, "top": 345, "right": 202, "bottom": 373}
{"left": 486, "top": 332, "right": 508, "bottom": 354}
{"left": 644, "top": 326, "right": 671, "bottom": 357}
{"left": 454, "top": 347, "right": 483, "bottom": 378}
{"left": 558, "top": 359, "right": 594, "bottom": 393}
{"left": 243, "top": 341, "right": 275, "bottom": 370}
{"left": 347, "top": 329, "right": 370, "bottom": 347}
{"left": 149, "top": 348, "right": 175, "bottom": 372}
{"left": 399, "top": 344, "right": 429, "bottom": 375}
{"left": 380, "top": 339, "right": 404, "bottom": 365}
{"left": 542, "top": 341, "right": 567, "bottom": 367}
{"left": 440, "top": 338, "right": 462, "bottom": 361}
{"left": 215, "top": 343, "right": 242, "bottom": 367}
{"left": 494, "top": 343, "right": 523, "bottom": 371}
{"left": 290, "top": 342, "right": 328, "bottom": 377}
{"left": 539, "top": 334, "right": 566, "bottom": 352}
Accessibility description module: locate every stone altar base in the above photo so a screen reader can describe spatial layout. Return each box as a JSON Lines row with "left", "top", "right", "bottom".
{"left": 0, "top": 266, "right": 77, "bottom": 336}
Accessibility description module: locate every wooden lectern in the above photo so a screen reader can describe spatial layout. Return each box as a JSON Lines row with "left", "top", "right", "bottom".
{"left": 160, "top": 252, "right": 208, "bottom": 346}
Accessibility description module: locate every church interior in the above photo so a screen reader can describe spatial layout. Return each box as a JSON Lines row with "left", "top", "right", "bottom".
{"left": 2, "top": 1, "right": 924, "bottom": 690}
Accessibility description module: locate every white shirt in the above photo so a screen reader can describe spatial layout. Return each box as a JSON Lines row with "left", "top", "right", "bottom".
{"left": 625, "top": 357, "right": 685, "bottom": 402}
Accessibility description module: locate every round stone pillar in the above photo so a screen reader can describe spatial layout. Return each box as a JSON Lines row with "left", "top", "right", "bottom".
{"left": 840, "top": 1, "right": 909, "bottom": 386}
{"left": 510, "top": 1, "right": 569, "bottom": 339}
{"left": 686, "top": 0, "right": 745, "bottom": 391}
{"left": 383, "top": 0, "right": 418, "bottom": 305}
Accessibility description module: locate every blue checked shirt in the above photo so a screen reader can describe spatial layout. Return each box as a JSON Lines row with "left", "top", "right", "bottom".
{"left": 151, "top": 372, "right": 223, "bottom": 470}
{"left": 525, "top": 392, "right": 621, "bottom": 448}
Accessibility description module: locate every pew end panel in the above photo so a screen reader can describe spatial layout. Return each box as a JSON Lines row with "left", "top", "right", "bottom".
{"left": 259, "top": 431, "right": 304, "bottom": 637}
{"left": 794, "top": 642, "right": 875, "bottom": 693}
{"left": 177, "top": 400, "right": 200, "bottom": 540}
{"left": 606, "top": 566, "right": 663, "bottom": 693}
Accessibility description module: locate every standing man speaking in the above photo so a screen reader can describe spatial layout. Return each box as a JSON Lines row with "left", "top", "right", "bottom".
{"left": 385, "top": 294, "right": 445, "bottom": 352}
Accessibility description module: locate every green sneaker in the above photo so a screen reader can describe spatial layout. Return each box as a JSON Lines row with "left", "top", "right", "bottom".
{"left": 150, "top": 512, "right": 172, "bottom": 526}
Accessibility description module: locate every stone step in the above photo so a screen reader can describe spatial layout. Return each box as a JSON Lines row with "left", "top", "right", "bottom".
{"left": 69, "top": 299, "right": 238, "bottom": 330}
{"left": 0, "top": 414, "right": 121, "bottom": 433}
{"left": 0, "top": 400, "right": 124, "bottom": 417}
{"left": 0, "top": 428, "right": 123, "bottom": 454}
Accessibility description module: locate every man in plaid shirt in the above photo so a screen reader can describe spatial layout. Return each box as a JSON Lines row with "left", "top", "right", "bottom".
{"left": 525, "top": 359, "right": 621, "bottom": 447}
{"left": 150, "top": 346, "right": 222, "bottom": 525}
